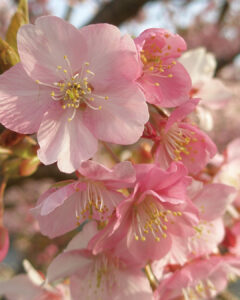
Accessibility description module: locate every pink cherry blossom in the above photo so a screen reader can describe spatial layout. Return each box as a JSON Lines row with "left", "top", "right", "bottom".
{"left": 214, "top": 138, "right": 240, "bottom": 206}
{"left": 151, "top": 99, "right": 217, "bottom": 174}
{"left": 0, "top": 16, "right": 149, "bottom": 173}
{"left": 179, "top": 47, "right": 232, "bottom": 131}
{"left": 89, "top": 162, "right": 199, "bottom": 262}
{"left": 0, "top": 260, "right": 70, "bottom": 300}
{"left": 31, "top": 160, "right": 135, "bottom": 238}
{"left": 134, "top": 28, "right": 192, "bottom": 107}
{"left": 170, "top": 181, "right": 235, "bottom": 264}
{"left": 47, "top": 222, "right": 153, "bottom": 300}
{"left": 151, "top": 181, "right": 235, "bottom": 270}
{"left": 154, "top": 255, "right": 240, "bottom": 300}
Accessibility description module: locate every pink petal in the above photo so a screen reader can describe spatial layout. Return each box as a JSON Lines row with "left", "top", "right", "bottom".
{"left": 177, "top": 124, "right": 217, "bottom": 174}
{"left": 165, "top": 98, "right": 199, "bottom": 132}
{"left": 135, "top": 28, "right": 187, "bottom": 58}
{"left": 83, "top": 83, "right": 149, "bottom": 145}
{"left": 78, "top": 160, "right": 136, "bottom": 189}
{"left": 127, "top": 226, "right": 172, "bottom": 261}
{"left": 0, "top": 63, "right": 51, "bottom": 134}
{"left": 138, "top": 61, "right": 192, "bottom": 107}
{"left": 18, "top": 16, "right": 87, "bottom": 82}
{"left": 37, "top": 108, "right": 98, "bottom": 173}
{"left": 89, "top": 200, "right": 133, "bottom": 255}
{"left": 135, "top": 162, "right": 189, "bottom": 198}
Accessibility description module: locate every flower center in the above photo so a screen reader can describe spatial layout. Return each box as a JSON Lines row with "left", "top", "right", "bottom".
{"left": 35, "top": 55, "right": 109, "bottom": 121}
{"left": 74, "top": 182, "right": 118, "bottom": 224}
{"left": 181, "top": 279, "right": 216, "bottom": 300}
{"left": 162, "top": 124, "right": 198, "bottom": 162}
{"left": 84, "top": 254, "right": 120, "bottom": 299}
{"left": 132, "top": 196, "right": 182, "bottom": 242}
{"left": 140, "top": 35, "right": 178, "bottom": 86}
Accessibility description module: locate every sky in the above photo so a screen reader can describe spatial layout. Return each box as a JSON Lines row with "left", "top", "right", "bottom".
{"left": 47, "top": 0, "right": 210, "bottom": 35}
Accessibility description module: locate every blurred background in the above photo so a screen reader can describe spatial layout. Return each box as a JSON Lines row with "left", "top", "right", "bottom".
{"left": 0, "top": 0, "right": 240, "bottom": 298}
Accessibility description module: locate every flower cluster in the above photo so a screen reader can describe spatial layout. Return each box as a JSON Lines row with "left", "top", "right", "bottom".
{"left": 0, "top": 15, "right": 239, "bottom": 300}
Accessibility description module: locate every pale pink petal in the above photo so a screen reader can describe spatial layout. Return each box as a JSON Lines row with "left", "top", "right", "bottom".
{"left": 70, "top": 266, "right": 153, "bottom": 300}
{"left": 193, "top": 183, "right": 235, "bottom": 221}
{"left": 18, "top": 16, "right": 87, "bottom": 82}
{"left": 79, "top": 23, "right": 141, "bottom": 90}
{"left": 0, "top": 63, "right": 51, "bottom": 134}
{"left": 37, "top": 108, "right": 98, "bottom": 173}
{"left": 167, "top": 236, "right": 189, "bottom": 265}
{"left": 114, "top": 270, "right": 153, "bottom": 300}
{"left": 188, "top": 218, "right": 225, "bottom": 257}
{"left": 0, "top": 275, "right": 45, "bottom": 300}
{"left": 33, "top": 182, "right": 84, "bottom": 216}
{"left": 32, "top": 194, "right": 79, "bottom": 238}
{"left": 83, "top": 84, "right": 149, "bottom": 145}
{"left": 178, "top": 47, "right": 216, "bottom": 84}
{"left": 66, "top": 222, "right": 98, "bottom": 251}
{"left": 226, "top": 138, "right": 240, "bottom": 162}
{"left": 47, "top": 249, "right": 91, "bottom": 283}
{"left": 199, "top": 79, "right": 232, "bottom": 109}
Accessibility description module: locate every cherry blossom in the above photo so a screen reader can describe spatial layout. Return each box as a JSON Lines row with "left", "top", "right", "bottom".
{"left": 0, "top": 260, "right": 70, "bottom": 300}
{"left": 89, "top": 162, "right": 199, "bottom": 262}
{"left": 179, "top": 48, "right": 232, "bottom": 131}
{"left": 0, "top": 16, "right": 149, "bottom": 173}
{"left": 47, "top": 222, "right": 153, "bottom": 300}
{"left": 150, "top": 99, "right": 217, "bottom": 174}
{"left": 154, "top": 255, "right": 240, "bottom": 300}
{"left": 135, "top": 28, "right": 192, "bottom": 107}
{"left": 32, "top": 160, "right": 135, "bottom": 238}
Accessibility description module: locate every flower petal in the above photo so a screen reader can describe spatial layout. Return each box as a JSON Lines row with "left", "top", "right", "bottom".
{"left": 37, "top": 108, "right": 98, "bottom": 173}
{"left": 17, "top": 16, "right": 87, "bottom": 82}
{"left": 0, "top": 63, "right": 51, "bottom": 134}
{"left": 83, "top": 84, "right": 149, "bottom": 145}
{"left": 79, "top": 23, "right": 141, "bottom": 90}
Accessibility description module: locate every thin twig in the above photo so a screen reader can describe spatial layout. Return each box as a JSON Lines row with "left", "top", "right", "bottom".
{"left": 102, "top": 141, "right": 120, "bottom": 163}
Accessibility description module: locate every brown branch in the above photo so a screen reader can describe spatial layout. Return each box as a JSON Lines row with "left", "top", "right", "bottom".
{"left": 216, "top": 50, "right": 240, "bottom": 73}
{"left": 64, "top": 5, "right": 74, "bottom": 22}
{"left": 86, "top": 0, "right": 158, "bottom": 26}
{"left": 217, "top": 0, "right": 229, "bottom": 26}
